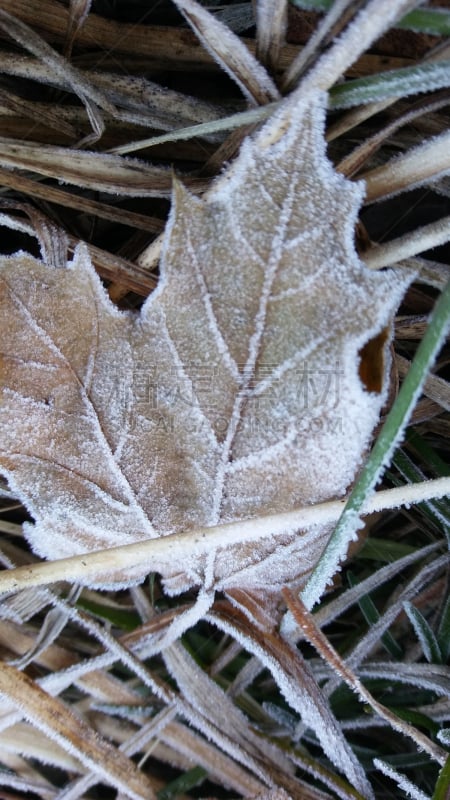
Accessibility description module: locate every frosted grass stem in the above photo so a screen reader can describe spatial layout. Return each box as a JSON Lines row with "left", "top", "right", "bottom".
{"left": 0, "top": 478, "right": 448, "bottom": 595}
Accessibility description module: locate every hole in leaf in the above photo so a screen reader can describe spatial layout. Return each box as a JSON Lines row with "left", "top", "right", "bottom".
{"left": 358, "top": 327, "right": 390, "bottom": 393}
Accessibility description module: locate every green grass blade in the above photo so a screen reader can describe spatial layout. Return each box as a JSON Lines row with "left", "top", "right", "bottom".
{"left": 157, "top": 766, "right": 207, "bottom": 800}
{"left": 290, "top": 0, "right": 450, "bottom": 35}
{"left": 388, "top": 706, "right": 440, "bottom": 738}
{"left": 398, "top": 8, "right": 450, "bottom": 36}
{"left": 76, "top": 598, "right": 141, "bottom": 631}
{"left": 433, "top": 754, "right": 450, "bottom": 800}
{"left": 289, "top": 0, "right": 335, "bottom": 10}
{"left": 437, "top": 595, "right": 450, "bottom": 662}
{"left": 110, "top": 59, "right": 450, "bottom": 155}
{"left": 406, "top": 430, "right": 450, "bottom": 479}
{"left": 109, "top": 103, "right": 279, "bottom": 155}
{"left": 356, "top": 537, "right": 417, "bottom": 561}
{"left": 403, "top": 601, "right": 443, "bottom": 664}
{"left": 301, "top": 278, "right": 450, "bottom": 610}
{"left": 329, "top": 62, "right": 450, "bottom": 109}
{"left": 347, "top": 571, "right": 403, "bottom": 658}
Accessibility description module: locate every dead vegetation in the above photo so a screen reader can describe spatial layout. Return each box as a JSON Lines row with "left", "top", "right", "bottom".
{"left": 0, "top": 2, "right": 449, "bottom": 799}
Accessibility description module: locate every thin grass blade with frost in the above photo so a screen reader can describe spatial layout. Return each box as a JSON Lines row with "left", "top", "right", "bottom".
{"left": 172, "top": 0, "right": 280, "bottom": 105}
{"left": 0, "top": 661, "right": 157, "bottom": 800}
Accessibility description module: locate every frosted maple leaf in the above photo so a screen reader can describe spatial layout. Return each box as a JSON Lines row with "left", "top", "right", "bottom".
{"left": 0, "top": 91, "right": 413, "bottom": 595}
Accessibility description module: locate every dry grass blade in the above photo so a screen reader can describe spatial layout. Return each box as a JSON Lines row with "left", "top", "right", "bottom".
{"left": 89, "top": 71, "right": 227, "bottom": 133}
{"left": 0, "top": 204, "right": 158, "bottom": 295}
{"left": 0, "top": 723, "right": 81, "bottom": 772}
{"left": 107, "top": 107, "right": 273, "bottom": 156}
{"left": 282, "top": 589, "right": 448, "bottom": 767}
{"left": 0, "top": 597, "right": 288, "bottom": 798}
{"left": 327, "top": 35, "right": 450, "bottom": 141}
{"left": 337, "top": 93, "right": 450, "bottom": 176}
{"left": 0, "top": 138, "right": 177, "bottom": 195}
{"left": 0, "top": 8, "right": 114, "bottom": 141}
{"left": 304, "top": 555, "right": 450, "bottom": 688}
{"left": 400, "top": 257, "right": 450, "bottom": 289}
{"left": 0, "top": 662, "right": 158, "bottom": 800}
{"left": 164, "top": 646, "right": 288, "bottom": 791}
{"left": 363, "top": 129, "right": 450, "bottom": 200}
{"left": 0, "top": 51, "right": 229, "bottom": 137}
{"left": 164, "top": 643, "right": 291, "bottom": 773}
{"left": 311, "top": 542, "right": 443, "bottom": 630}
{"left": 34, "top": 593, "right": 301, "bottom": 797}
{"left": 154, "top": 720, "right": 267, "bottom": 797}
{"left": 0, "top": 614, "right": 148, "bottom": 705}
{"left": 327, "top": 97, "right": 403, "bottom": 141}
{"left": 256, "top": 0, "right": 288, "bottom": 71}
{"left": 64, "top": 0, "right": 92, "bottom": 57}
{"left": 0, "top": 0, "right": 235, "bottom": 65}
{"left": 396, "top": 354, "right": 450, "bottom": 411}
{"left": 68, "top": 241, "right": 158, "bottom": 297}
{"left": 0, "top": 169, "right": 165, "bottom": 233}
{"left": 0, "top": 201, "right": 68, "bottom": 267}
{"left": 55, "top": 714, "right": 267, "bottom": 799}
{"left": 0, "top": 87, "right": 79, "bottom": 138}
{"left": 0, "top": 0, "right": 413, "bottom": 77}
{"left": 282, "top": 0, "right": 365, "bottom": 92}
{"left": 0, "top": 762, "right": 56, "bottom": 800}
{"left": 297, "top": 0, "right": 418, "bottom": 95}
{"left": 172, "top": 0, "right": 280, "bottom": 104}
{"left": 210, "top": 600, "right": 374, "bottom": 798}
{"left": 363, "top": 215, "right": 450, "bottom": 269}
{"left": 373, "top": 759, "right": 431, "bottom": 800}
{"left": 11, "top": 587, "right": 81, "bottom": 669}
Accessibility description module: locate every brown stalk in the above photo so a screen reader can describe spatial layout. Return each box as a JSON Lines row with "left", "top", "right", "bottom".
{"left": 67, "top": 239, "right": 158, "bottom": 296}
{"left": 282, "top": 588, "right": 448, "bottom": 767}
{"left": 0, "top": 168, "right": 165, "bottom": 234}
{"left": 0, "top": 661, "right": 159, "bottom": 800}
{"left": 0, "top": 0, "right": 413, "bottom": 75}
